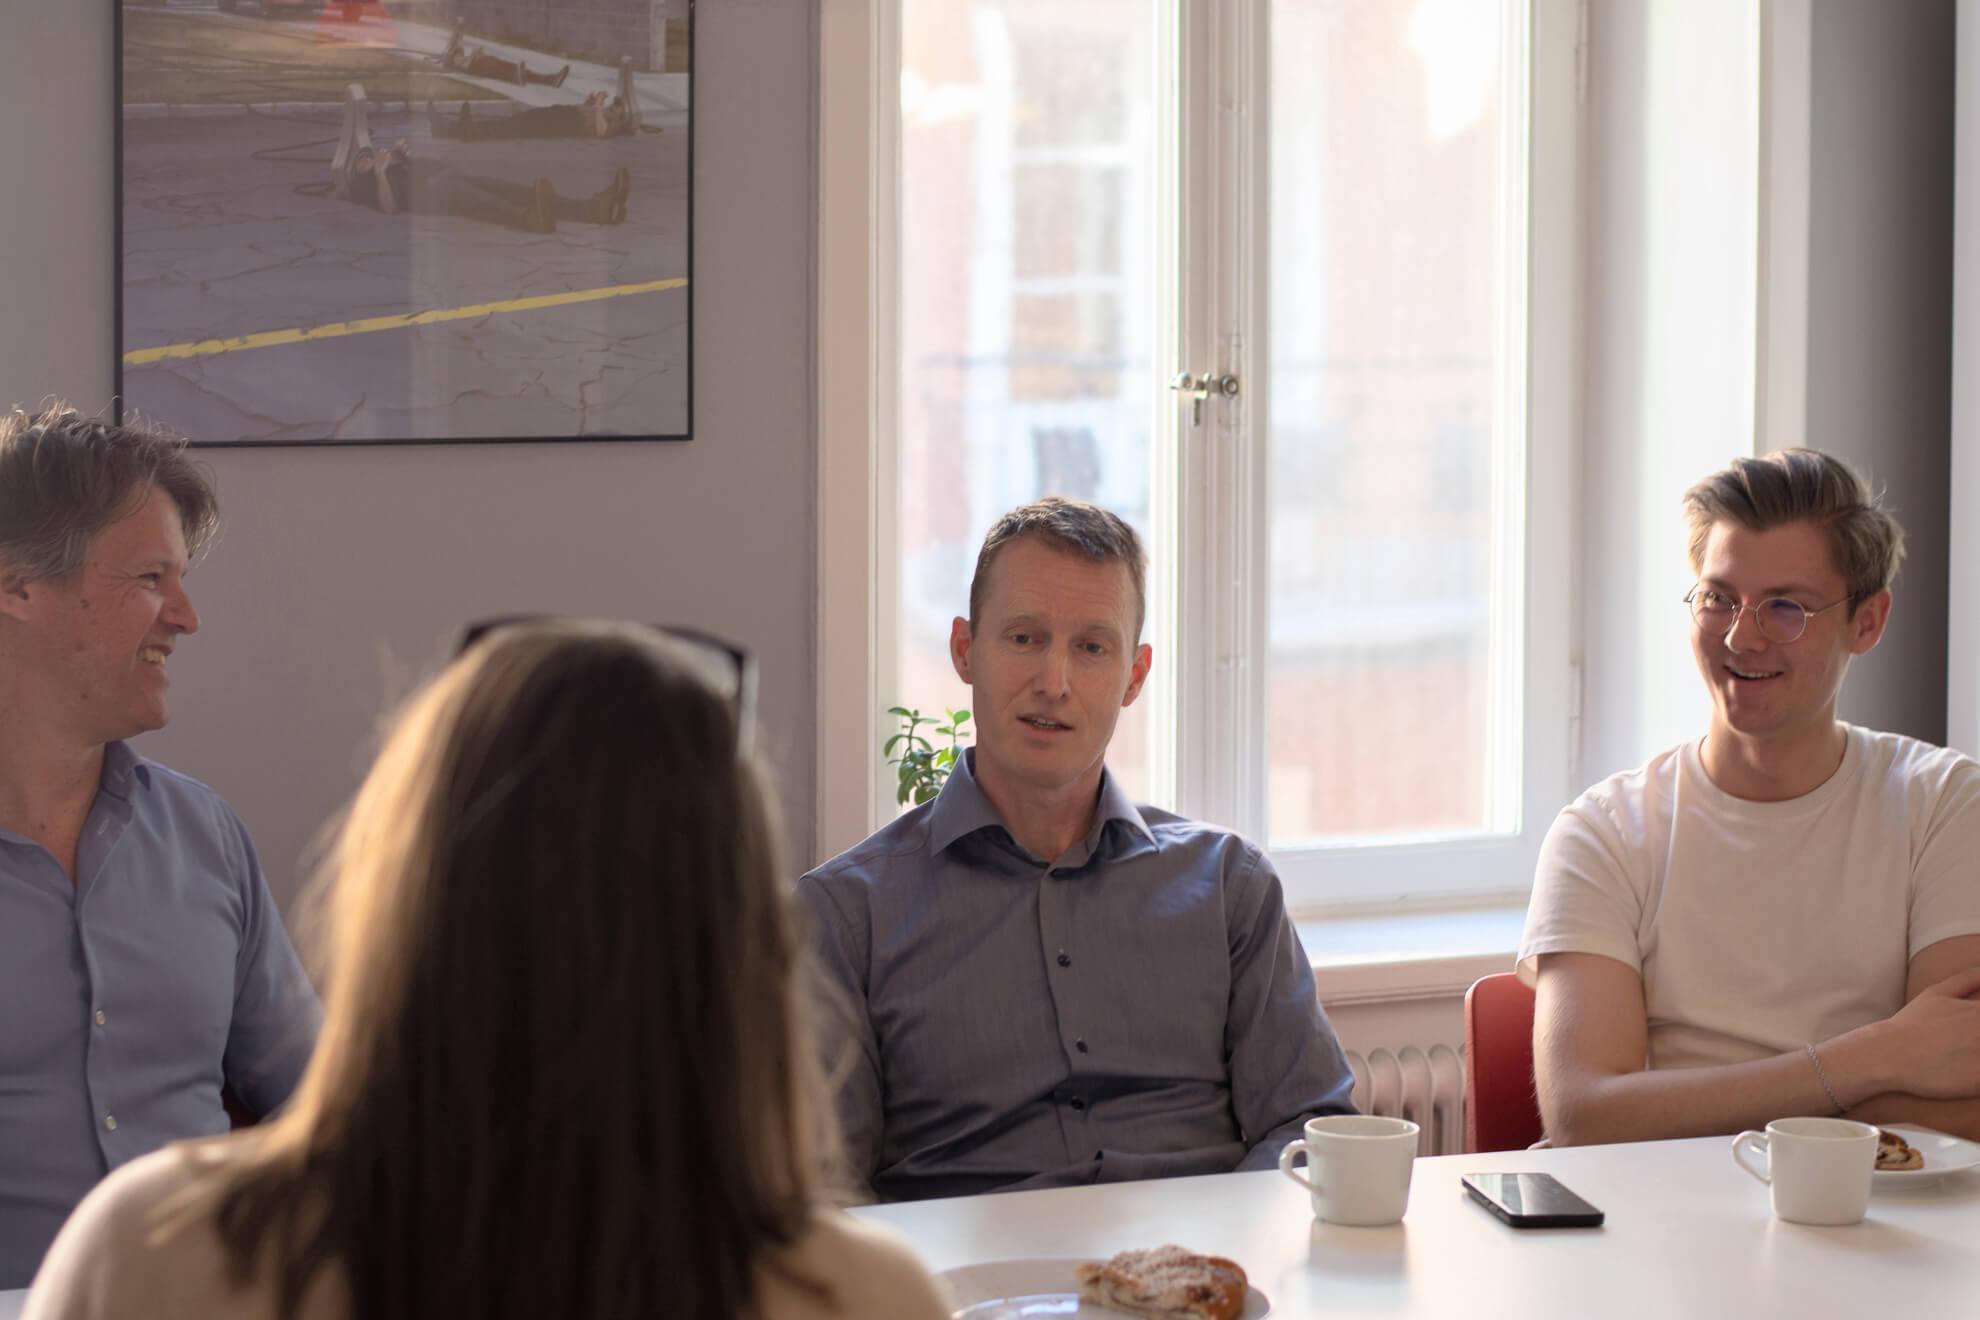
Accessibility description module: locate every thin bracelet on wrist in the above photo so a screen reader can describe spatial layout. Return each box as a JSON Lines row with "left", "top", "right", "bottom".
{"left": 1805, "top": 1041, "right": 1846, "bottom": 1116}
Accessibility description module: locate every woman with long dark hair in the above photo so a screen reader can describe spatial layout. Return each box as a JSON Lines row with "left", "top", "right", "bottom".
{"left": 25, "top": 622, "right": 948, "bottom": 1320}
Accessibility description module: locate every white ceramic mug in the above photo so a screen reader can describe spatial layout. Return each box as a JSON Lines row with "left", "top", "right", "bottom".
{"left": 1278, "top": 1114, "right": 1420, "bottom": 1226}
{"left": 1730, "top": 1116, "right": 1877, "bottom": 1225}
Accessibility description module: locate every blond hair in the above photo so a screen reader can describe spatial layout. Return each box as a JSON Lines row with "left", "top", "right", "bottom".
{"left": 1682, "top": 448, "right": 1906, "bottom": 611}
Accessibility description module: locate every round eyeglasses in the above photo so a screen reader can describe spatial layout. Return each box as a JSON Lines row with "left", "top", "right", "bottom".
{"left": 1683, "top": 586, "right": 1850, "bottom": 643}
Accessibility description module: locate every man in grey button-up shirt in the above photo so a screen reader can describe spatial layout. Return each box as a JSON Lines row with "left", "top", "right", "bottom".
{"left": 0, "top": 405, "right": 319, "bottom": 1286}
{"left": 799, "top": 498, "right": 1354, "bottom": 1202}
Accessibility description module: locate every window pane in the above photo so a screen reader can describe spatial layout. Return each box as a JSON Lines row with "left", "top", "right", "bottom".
{"left": 1266, "top": 0, "right": 1515, "bottom": 843}
{"left": 897, "top": 0, "right": 1161, "bottom": 806}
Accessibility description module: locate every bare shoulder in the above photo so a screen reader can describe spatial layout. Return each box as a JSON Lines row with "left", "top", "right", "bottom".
{"left": 24, "top": 1149, "right": 221, "bottom": 1319}
{"left": 53, "top": 1146, "right": 204, "bottom": 1248}
{"left": 758, "top": 1210, "right": 950, "bottom": 1320}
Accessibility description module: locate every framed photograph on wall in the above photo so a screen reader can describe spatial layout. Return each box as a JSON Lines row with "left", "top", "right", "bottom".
{"left": 116, "top": 0, "right": 691, "bottom": 446}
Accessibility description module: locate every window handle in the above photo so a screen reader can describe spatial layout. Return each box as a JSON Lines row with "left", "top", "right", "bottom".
{"left": 1169, "top": 371, "right": 1239, "bottom": 426}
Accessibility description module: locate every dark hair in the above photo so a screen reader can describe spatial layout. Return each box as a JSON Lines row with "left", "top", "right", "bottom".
{"left": 172, "top": 622, "right": 832, "bottom": 1320}
{"left": 1682, "top": 448, "right": 1906, "bottom": 611}
{"left": 0, "top": 401, "right": 217, "bottom": 583}
{"left": 968, "top": 496, "right": 1148, "bottom": 638}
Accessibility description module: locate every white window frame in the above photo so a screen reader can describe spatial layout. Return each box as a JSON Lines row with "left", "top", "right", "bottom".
{"left": 1185, "top": 0, "right": 1583, "bottom": 910}
{"left": 817, "top": 0, "right": 1584, "bottom": 915}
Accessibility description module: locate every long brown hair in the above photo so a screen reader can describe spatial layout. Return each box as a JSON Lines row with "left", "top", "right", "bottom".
{"left": 178, "top": 622, "right": 831, "bottom": 1319}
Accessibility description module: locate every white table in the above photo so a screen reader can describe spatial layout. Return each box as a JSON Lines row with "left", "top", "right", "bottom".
{"left": 0, "top": 1288, "right": 21, "bottom": 1320}
{"left": 852, "top": 1137, "right": 1980, "bottom": 1318}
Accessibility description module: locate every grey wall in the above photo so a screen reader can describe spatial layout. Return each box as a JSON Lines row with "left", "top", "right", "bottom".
{"left": 0, "top": 1, "right": 819, "bottom": 910}
{"left": 1807, "top": 0, "right": 1956, "bottom": 744}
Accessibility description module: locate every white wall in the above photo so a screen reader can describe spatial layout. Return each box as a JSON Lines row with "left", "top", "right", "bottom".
{"left": 1578, "top": 0, "right": 1957, "bottom": 786}
{"left": 1949, "top": 0, "right": 1980, "bottom": 758}
{"left": 1578, "top": 0, "right": 1759, "bottom": 785}
{"left": 0, "top": 1, "right": 821, "bottom": 909}
{"left": 1806, "top": 0, "right": 1954, "bottom": 745}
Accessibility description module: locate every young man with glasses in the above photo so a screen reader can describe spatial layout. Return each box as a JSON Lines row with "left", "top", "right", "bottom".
{"left": 1522, "top": 449, "right": 1980, "bottom": 1146}
{"left": 799, "top": 498, "right": 1356, "bottom": 1202}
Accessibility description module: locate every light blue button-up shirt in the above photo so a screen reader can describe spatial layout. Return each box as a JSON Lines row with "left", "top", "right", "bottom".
{"left": 798, "top": 749, "right": 1356, "bottom": 1202}
{"left": 0, "top": 742, "right": 319, "bottom": 1287}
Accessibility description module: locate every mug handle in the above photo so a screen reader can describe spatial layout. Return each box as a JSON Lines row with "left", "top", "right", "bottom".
{"left": 1279, "top": 1139, "right": 1319, "bottom": 1193}
{"left": 1730, "top": 1130, "right": 1772, "bottom": 1185}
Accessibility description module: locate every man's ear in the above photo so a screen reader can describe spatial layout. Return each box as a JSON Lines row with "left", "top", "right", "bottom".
{"left": 1847, "top": 589, "right": 1892, "bottom": 656}
{"left": 949, "top": 616, "right": 975, "bottom": 683}
{"left": 1121, "top": 642, "right": 1153, "bottom": 708}
{"left": 0, "top": 562, "right": 35, "bottom": 623}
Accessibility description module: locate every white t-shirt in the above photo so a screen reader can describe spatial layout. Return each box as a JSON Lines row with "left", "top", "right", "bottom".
{"left": 23, "top": 1145, "right": 951, "bottom": 1320}
{"left": 1519, "top": 725, "right": 1980, "bottom": 1070}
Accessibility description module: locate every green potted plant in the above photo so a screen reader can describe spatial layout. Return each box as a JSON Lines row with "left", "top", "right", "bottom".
{"left": 884, "top": 706, "right": 972, "bottom": 805}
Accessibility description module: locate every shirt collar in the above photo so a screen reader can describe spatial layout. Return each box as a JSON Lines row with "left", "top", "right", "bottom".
{"left": 928, "top": 747, "right": 1156, "bottom": 859}
{"left": 97, "top": 741, "right": 153, "bottom": 802}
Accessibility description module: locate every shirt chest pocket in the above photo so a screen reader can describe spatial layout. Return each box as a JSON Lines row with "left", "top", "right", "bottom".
{"left": 85, "top": 888, "right": 242, "bottom": 1077}
{"left": 0, "top": 886, "right": 96, "bottom": 1074}
{"left": 876, "top": 925, "right": 1066, "bottom": 1099}
{"left": 1072, "top": 914, "right": 1230, "bottom": 1077}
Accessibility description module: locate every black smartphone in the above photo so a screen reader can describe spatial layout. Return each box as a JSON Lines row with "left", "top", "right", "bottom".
{"left": 1461, "top": 1172, "right": 1605, "bottom": 1228}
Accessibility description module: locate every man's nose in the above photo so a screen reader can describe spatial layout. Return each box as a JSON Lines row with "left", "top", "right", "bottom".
{"left": 164, "top": 583, "right": 200, "bottom": 635}
{"left": 1034, "top": 645, "right": 1071, "bottom": 696}
{"left": 1723, "top": 603, "right": 1768, "bottom": 651}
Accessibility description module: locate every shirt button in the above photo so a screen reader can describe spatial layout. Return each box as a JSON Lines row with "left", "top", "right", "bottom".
{"left": 1057, "top": 951, "right": 1072, "bottom": 967}
{"left": 103, "top": 1115, "right": 118, "bottom": 1131}
{"left": 1070, "top": 1097, "right": 1087, "bottom": 1112}
{"left": 1075, "top": 1038, "right": 1089, "bottom": 1053}
{"left": 94, "top": 1009, "right": 107, "bottom": 1027}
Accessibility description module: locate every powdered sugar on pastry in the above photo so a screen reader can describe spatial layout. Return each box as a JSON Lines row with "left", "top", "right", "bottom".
{"left": 1072, "top": 1245, "right": 1248, "bottom": 1320}
{"left": 1876, "top": 1128, "right": 1925, "bottom": 1171}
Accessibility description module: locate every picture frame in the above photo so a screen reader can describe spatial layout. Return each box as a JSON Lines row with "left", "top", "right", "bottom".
{"left": 115, "top": 0, "right": 692, "bottom": 447}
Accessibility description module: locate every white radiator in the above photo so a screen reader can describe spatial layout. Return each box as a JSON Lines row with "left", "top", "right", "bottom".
{"left": 1345, "top": 1044, "right": 1467, "bottom": 1157}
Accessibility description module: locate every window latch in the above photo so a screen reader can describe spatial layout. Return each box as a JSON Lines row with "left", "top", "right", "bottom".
{"left": 1169, "top": 371, "right": 1239, "bottom": 426}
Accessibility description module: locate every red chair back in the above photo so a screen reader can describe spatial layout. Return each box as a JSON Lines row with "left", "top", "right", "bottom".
{"left": 1463, "top": 972, "right": 1541, "bottom": 1152}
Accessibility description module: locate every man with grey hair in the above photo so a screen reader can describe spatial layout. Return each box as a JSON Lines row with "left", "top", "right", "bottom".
{"left": 800, "top": 496, "right": 1355, "bottom": 1202}
{"left": 0, "top": 403, "right": 318, "bottom": 1287}
{"left": 1524, "top": 448, "right": 1980, "bottom": 1147}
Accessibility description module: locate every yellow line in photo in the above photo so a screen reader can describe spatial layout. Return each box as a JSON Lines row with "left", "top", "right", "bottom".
{"left": 123, "top": 278, "right": 690, "bottom": 366}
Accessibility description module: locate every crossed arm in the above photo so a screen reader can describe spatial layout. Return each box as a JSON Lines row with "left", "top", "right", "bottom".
{"left": 1534, "top": 934, "right": 1980, "bottom": 1146}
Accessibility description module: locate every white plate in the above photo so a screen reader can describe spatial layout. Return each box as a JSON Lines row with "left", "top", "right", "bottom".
{"left": 1873, "top": 1125, "right": 1980, "bottom": 1185}
{"left": 940, "top": 1257, "right": 1270, "bottom": 1319}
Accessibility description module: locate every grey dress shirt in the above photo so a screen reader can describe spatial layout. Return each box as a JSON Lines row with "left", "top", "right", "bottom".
{"left": 797, "top": 749, "right": 1355, "bottom": 1202}
{"left": 0, "top": 743, "right": 320, "bottom": 1287}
